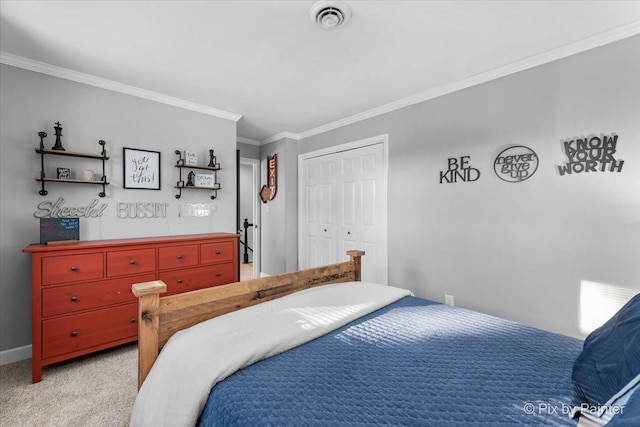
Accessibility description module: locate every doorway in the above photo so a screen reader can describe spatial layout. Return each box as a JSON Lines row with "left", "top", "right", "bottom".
{"left": 298, "top": 135, "right": 388, "bottom": 284}
{"left": 239, "top": 157, "right": 260, "bottom": 280}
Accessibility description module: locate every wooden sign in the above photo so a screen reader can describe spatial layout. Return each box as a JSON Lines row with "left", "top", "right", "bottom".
{"left": 260, "top": 154, "right": 277, "bottom": 203}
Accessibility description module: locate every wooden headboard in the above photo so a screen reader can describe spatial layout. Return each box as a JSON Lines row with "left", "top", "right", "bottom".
{"left": 132, "top": 250, "right": 365, "bottom": 388}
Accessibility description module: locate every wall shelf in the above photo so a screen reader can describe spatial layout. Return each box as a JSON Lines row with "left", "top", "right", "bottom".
{"left": 174, "top": 150, "right": 221, "bottom": 200}
{"left": 35, "top": 132, "right": 109, "bottom": 197}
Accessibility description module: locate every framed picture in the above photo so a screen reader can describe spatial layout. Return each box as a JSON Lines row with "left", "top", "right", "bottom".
{"left": 184, "top": 150, "right": 198, "bottom": 166}
{"left": 194, "top": 173, "right": 214, "bottom": 188}
{"left": 56, "top": 167, "right": 71, "bottom": 179}
{"left": 123, "top": 147, "right": 161, "bottom": 190}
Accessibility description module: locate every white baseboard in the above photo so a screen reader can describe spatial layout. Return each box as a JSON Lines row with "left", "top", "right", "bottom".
{"left": 0, "top": 344, "right": 31, "bottom": 366}
{"left": 259, "top": 272, "right": 270, "bottom": 278}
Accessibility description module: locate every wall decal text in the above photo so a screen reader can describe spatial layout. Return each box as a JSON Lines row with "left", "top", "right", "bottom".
{"left": 117, "top": 202, "right": 168, "bottom": 219}
{"left": 557, "top": 134, "right": 623, "bottom": 175}
{"left": 439, "top": 156, "right": 480, "bottom": 184}
{"left": 34, "top": 198, "right": 107, "bottom": 218}
{"left": 494, "top": 146, "right": 538, "bottom": 182}
{"left": 179, "top": 203, "right": 218, "bottom": 217}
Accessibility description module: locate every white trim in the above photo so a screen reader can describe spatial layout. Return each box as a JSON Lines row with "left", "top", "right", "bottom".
{"left": 0, "top": 344, "right": 31, "bottom": 366}
{"left": 0, "top": 51, "right": 242, "bottom": 122}
{"left": 298, "top": 134, "right": 389, "bottom": 284}
{"left": 261, "top": 131, "right": 302, "bottom": 145}
{"left": 237, "top": 137, "right": 261, "bottom": 146}
{"left": 266, "top": 21, "right": 640, "bottom": 143}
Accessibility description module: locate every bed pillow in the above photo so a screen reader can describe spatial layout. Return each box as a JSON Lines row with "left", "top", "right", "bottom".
{"left": 606, "top": 378, "right": 640, "bottom": 426}
{"left": 572, "top": 374, "right": 640, "bottom": 425}
{"left": 572, "top": 293, "right": 640, "bottom": 410}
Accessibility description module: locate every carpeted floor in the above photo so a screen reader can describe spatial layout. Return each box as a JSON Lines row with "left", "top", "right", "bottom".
{"left": 1, "top": 266, "right": 255, "bottom": 426}
{"left": 0, "top": 343, "right": 137, "bottom": 427}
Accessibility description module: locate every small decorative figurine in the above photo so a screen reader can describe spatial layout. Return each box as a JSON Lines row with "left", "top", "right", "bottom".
{"left": 51, "top": 122, "right": 65, "bottom": 151}
{"left": 208, "top": 149, "right": 217, "bottom": 168}
{"left": 186, "top": 171, "right": 195, "bottom": 186}
{"left": 38, "top": 131, "right": 47, "bottom": 150}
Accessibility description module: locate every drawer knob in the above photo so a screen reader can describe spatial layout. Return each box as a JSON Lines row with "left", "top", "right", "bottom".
{"left": 216, "top": 272, "right": 221, "bottom": 277}
{"left": 70, "top": 296, "right": 79, "bottom": 302}
{"left": 129, "top": 259, "right": 136, "bottom": 265}
{"left": 130, "top": 318, "right": 136, "bottom": 323}
{"left": 216, "top": 250, "right": 221, "bottom": 255}
{"left": 71, "top": 331, "right": 78, "bottom": 337}
{"left": 177, "top": 279, "right": 183, "bottom": 284}
{"left": 70, "top": 266, "right": 78, "bottom": 271}
{"left": 176, "top": 254, "right": 183, "bottom": 260}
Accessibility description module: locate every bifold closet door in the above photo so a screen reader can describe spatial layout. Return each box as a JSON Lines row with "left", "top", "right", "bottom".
{"left": 301, "top": 143, "right": 386, "bottom": 283}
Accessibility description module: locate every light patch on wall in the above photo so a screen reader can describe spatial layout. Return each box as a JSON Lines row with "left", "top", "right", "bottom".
{"left": 579, "top": 280, "right": 636, "bottom": 334}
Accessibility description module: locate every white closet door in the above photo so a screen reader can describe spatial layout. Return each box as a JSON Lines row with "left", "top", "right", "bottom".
{"left": 301, "top": 155, "right": 338, "bottom": 269}
{"left": 336, "top": 143, "right": 385, "bottom": 283}
{"left": 300, "top": 142, "right": 387, "bottom": 284}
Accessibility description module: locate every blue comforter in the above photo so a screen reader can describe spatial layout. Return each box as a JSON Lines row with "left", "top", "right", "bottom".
{"left": 199, "top": 296, "right": 583, "bottom": 426}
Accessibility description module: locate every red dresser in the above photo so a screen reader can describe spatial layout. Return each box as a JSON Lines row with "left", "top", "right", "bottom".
{"left": 23, "top": 233, "right": 239, "bottom": 382}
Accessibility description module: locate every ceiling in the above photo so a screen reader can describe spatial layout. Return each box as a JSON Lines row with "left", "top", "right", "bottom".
{"left": 1, "top": 1, "right": 640, "bottom": 144}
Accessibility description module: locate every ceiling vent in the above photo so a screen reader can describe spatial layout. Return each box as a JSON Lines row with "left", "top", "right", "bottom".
{"left": 310, "top": 1, "right": 352, "bottom": 30}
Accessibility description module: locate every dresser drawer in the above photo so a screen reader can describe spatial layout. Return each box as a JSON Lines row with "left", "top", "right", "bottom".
{"left": 159, "top": 245, "right": 199, "bottom": 271}
{"left": 42, "top": 273, "right": 155, "bottom": 318}
{"left": 107, "top": 249, "right": 156, "bottom": 277}
{"left": 201, "top": 241, "right": 235, "bottom": 265}
{"left": 159, "top": 262, "right": 236, "bottom": 295}
{"left": 42, "top": 303, "right": 138, "bottom": 359}
{"left": 42, "top": 253, "right": 104, "bottom": 286}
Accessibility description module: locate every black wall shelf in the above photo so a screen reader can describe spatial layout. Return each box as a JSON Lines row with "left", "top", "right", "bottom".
{"left": 174, "top": 150, "right": 221, "bottom": 200}
{"left": 35, "top": 133, "right": 109, "bottom": 197}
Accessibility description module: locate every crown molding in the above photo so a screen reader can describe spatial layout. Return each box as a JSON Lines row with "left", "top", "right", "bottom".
{"left": 236, "top": 136, "right": 261, "bottom": 146}
{"left": 261, "top": 131, "right": 302, "bottom": 145}
{"left": 270, "top": 21, "right": 640, "bottom": 142}
{"left": 0, "top": 51, "right": 242, "bottom": 122}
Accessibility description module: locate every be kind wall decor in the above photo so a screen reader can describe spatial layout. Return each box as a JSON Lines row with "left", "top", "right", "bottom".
{"left": 439, "top": 156, "right": 480, "bottom": 184}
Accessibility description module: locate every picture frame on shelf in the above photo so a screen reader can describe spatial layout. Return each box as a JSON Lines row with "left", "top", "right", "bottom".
{"left": 56, "top": 167, "right": 71, "bottom": 179}
{"left": 194, "top": 174, "right": 214, "bottom": 188}
{"left": 123, "top": 147, "right": 161, "bottom": 190}
{"left": 184, "top": 151, "right": 198, "bottom": 166}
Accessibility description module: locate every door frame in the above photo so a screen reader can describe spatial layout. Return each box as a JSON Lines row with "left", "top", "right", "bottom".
{"left": 240, "top": 157, "right": 261, "bottom": 279}
{"left": 297, "top": 134, "right": 389, "bottom": 284}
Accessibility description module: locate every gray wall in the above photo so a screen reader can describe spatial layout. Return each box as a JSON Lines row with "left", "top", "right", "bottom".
{"left": 259, "top": 138, "right": 298, "bottom": 275}
{"left": 237, "top": 141, "right": 260, "bottom": 160}
{"left": 296, "top": 36, "right": 640, "bottom": 339}
{"left": 0, "top": 64, "right": 237, "bottom": 353}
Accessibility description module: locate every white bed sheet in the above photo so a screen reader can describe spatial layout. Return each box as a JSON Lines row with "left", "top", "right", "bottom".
{"left": 130, "top": 281, "right": 412, "bottom": 427}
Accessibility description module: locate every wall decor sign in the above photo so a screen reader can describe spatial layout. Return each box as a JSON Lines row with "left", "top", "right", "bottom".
{"left": 184, "top": 150, "right": 198, "bottom": 166}
{"left": 56, "top": 167, "right": 71, "bottom": 179}
{"left": 117, "top": 202, "right": 168, "bottom": 219}
{"left": 557, "top": 134, "right": 623, "bottom": 176}
{"left": 179, "top": 203, "right": 218, "bottom": 217}
{"left": 260, "top": 154, "right": 277, "bottom": 203}
{"left": 123, "top": 147, "right": 161, "bottom": 190}
{"left": 494, "top": 145, "right": 538, "bottom": 182}
{"left": 34, "top": 198, "right": 107, "bottom": 218}
{"left": 40, "top": 217, "right": 79, "bottom": 244}
{"left": 439, "top": 156, "right": 480, "bottom": 184}
{"left": 194, "top": 174, "right": 215, "bottom": 188}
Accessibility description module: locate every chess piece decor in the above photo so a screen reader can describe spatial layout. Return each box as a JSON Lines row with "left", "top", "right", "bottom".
{"left": 51, "top": 122, "right": 65, "bottom": 151}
